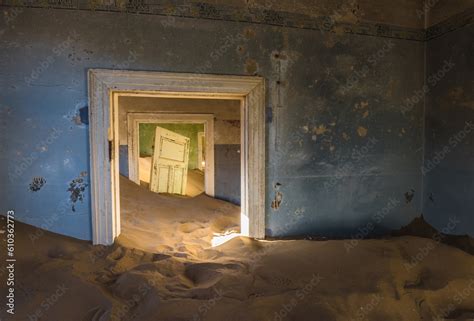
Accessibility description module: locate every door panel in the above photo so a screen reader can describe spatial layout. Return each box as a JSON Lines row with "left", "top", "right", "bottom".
{"left": 160, "top": 138, "right": 187, "bottom": 161}
{"left": 157, "top": 165, "right": 170, "bottom": 193}
{"left": 150, "top": 126, "right": 190, "bottom": 195}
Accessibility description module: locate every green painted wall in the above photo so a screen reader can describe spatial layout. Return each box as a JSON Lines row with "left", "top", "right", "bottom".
{"left": 139, "top": 123, "right": 204, "bottom": 169}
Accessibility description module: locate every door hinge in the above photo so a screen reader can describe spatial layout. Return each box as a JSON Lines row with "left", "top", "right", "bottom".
{"left": 108, "top": 140, "right": 113, "bottom": 162}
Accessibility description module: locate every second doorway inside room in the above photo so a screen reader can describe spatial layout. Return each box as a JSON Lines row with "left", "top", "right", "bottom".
{"left": 117, "top": 96, "right": 242, "bottom": 253}
{"left": 139, "top": 123, "right": 206, "bottom": 197}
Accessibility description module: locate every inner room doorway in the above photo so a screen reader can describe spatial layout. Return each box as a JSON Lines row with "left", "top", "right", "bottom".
{"left": 125, "top": 112, "right": 215, "bottom": 197}
{"left": 118, "top": 97, "right": 243, "bottom": 253}
{"left": 88, "top": 70, "right": 265, "bottom": 247}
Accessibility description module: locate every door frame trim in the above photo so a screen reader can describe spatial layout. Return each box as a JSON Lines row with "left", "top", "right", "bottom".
{"left": 127, "top": 112, "right": 215, "bottom": 196}
{"left": 88, "top": 69, "right": 266, "bottom": 245}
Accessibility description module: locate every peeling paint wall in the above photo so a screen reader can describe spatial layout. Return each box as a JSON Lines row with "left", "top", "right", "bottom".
{"left": 0, "top": 5, "right": 431, "bottom": 240}
{"left": 423, "top": 19, "right": 474, "bottom": 236}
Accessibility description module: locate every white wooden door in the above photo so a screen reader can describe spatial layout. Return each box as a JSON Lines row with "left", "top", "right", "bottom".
{"left": 149, "top": 127, "right": 190, "bottom": 195}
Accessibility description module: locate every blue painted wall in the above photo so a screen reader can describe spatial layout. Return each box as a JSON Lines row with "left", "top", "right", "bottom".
{"left": 215, "top": 144, "right": 241, "bottom": 205}
{"left": 423, "top": 23, "right": 474, "bottom": 236}
{"left": 0, "top": 7, "right": 429, "bottom": 240}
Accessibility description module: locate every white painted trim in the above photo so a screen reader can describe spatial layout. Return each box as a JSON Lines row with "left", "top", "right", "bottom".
{"left": 197, "top": 131, "right": 205, "bottom": 171}
{"left": 88, "top": 69, "right": 265, "bottom": 245}
{"left": 126, "top": 112, "right": 215, "bottom": 196}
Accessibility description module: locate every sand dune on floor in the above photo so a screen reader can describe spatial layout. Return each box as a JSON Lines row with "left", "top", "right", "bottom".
{"left": 119, "top": 175, "right": 239, "bottom": 255}
{"left": 2, "top": 181, "right": 474, "bottom": 321}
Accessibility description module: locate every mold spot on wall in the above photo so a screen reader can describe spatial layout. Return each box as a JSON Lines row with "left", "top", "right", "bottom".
{"left": 29, "top": 177, "right": 46, "bottom": 192}
{"left": 245, "top": 58, "right": 258, "bottom": 75}
{"left": 271, "top": 183, "right": 283, "bottom": 210}
{"left": 68, "top": 172, "right": 88, "bottom": 212}
{"left": 357, "top": 126, "right": 368, "bottom": 137}
{"left": 429, "top": 193, "right": 435, "bottom": 203}
{"left": 236, "top": 45, "right": 246, "bottom": 55}
{"left": 244, "top": 28, "right": 256, "bottom": 39}
{"left": 405, "top": 189, "right": 415, "bottom": 204}
{"left": 78, "top": 106, "right": 89, "bottom": 125}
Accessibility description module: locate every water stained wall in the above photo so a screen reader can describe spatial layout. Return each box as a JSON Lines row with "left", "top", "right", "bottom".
{"left": 423, "top": 22, "right": 474, "bottom": 236}
{"left": 0, "top": 3, "right": 471, "bottom": 240}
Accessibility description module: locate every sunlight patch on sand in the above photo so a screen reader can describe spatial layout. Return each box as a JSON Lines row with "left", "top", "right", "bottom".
{"left": 211, "top": 230, "right": 240, "bottom": 247}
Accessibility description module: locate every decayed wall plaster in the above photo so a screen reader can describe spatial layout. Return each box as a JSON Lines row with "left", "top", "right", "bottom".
{"left": 0, "top": 2, "right": 472, "bottom": 240}
{"left": 423, "top": 22, "right": 474, "bottom": 236}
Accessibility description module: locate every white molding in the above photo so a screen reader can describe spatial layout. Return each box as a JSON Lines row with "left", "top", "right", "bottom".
{"left": 197, "top": 131, "right": 205, "bottom": 171}
{"left": 126, "top": 112, "right": 215, "bottom": 196}
{"left": 88, "top": 69, "right": 265, "bottom": 245}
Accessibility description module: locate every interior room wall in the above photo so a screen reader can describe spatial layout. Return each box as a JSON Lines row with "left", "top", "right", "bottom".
{"left": 2, "top": 2, "right": 471, "bottom": 240}
{"left": 423, "top": 8, "right": 474, "bottom": 236}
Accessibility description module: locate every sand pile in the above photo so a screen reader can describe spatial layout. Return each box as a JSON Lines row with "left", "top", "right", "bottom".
{"left": 118, "top": 175, "right": 240, "bottom": 255}
{"left": 393, "top": 215, "right": 474, "bottom": 255}
{"left": 1, "top": 179, "right": 474, "bottom": 321}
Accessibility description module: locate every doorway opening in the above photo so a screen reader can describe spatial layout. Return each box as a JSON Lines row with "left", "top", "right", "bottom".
{"left": 141, "top": 123, "right": 206, "bottom": 196}
{"left": 125, "top": 112, "right": 215, "bottom": 197}
{"left": 88, "top": 70, "right": 265, "bottom": 246}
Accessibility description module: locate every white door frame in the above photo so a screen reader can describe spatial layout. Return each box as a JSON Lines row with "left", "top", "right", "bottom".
{"left": 88, "top": 69, "right": 266, "bottom": 245}
{"left": 127, "top": 112, "right": 215, "bottom": 196}
{"left": 197, "top": 131, "right": 205, "bottom": 171}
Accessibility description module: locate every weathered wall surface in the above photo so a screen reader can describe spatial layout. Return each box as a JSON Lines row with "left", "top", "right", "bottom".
{"left": 0, "top": 0, "right": 426, "bottom": 29}
{"left": 0, "top": 6, "right": 426, "bottom": 240}
{"left": 427, "top": 0, "right": 474, "bottom": 27}
{"left": 215, "top": 144, "right": 241, "bottom": 205}
{"left": 423, "top": 22, "right": 474, "bottom": 236}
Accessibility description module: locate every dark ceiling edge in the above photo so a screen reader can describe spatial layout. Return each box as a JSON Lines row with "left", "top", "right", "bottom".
{"left": 0, "top": 2, "right": 425, "bottom": 41}
{"left": 0, "top": 2, "right": 472, "bottom": 42}
{"left": 426, "top": 7, "right": 474, "bottom": 41}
